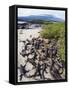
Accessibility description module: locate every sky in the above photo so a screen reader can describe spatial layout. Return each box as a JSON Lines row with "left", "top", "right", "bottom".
{"left": 18, "top": 8, "right": 65, "bottom": 20}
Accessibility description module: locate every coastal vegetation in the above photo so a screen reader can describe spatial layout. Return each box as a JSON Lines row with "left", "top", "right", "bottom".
{"left": 40, "top": 22, "right": 65, "bottom": 60}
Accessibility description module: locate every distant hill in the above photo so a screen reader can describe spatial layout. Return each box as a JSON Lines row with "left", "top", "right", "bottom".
{"left": 18, "top": 14, "right": 64, "bottom": 22}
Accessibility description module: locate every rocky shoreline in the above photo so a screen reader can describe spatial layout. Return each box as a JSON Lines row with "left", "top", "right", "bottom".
{"left": 18, "top": 34, "right": 65, "bottom": 82}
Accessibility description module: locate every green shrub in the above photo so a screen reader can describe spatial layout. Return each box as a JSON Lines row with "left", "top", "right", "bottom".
{"left": 40, "top": 22, "right": 65, "bottom": 60}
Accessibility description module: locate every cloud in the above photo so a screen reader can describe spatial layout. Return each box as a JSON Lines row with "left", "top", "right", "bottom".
{"left": 18, "top": 8, "right": 65, "bottom": 20}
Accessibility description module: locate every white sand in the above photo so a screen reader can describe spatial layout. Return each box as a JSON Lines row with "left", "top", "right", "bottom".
{"left": 18, "top": 27, "right": 41, "bottom": 40}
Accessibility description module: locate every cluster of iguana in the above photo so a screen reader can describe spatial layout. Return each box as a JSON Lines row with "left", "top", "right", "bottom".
{"left": 18, "top": 37, "right": 65, "bottom": 81}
